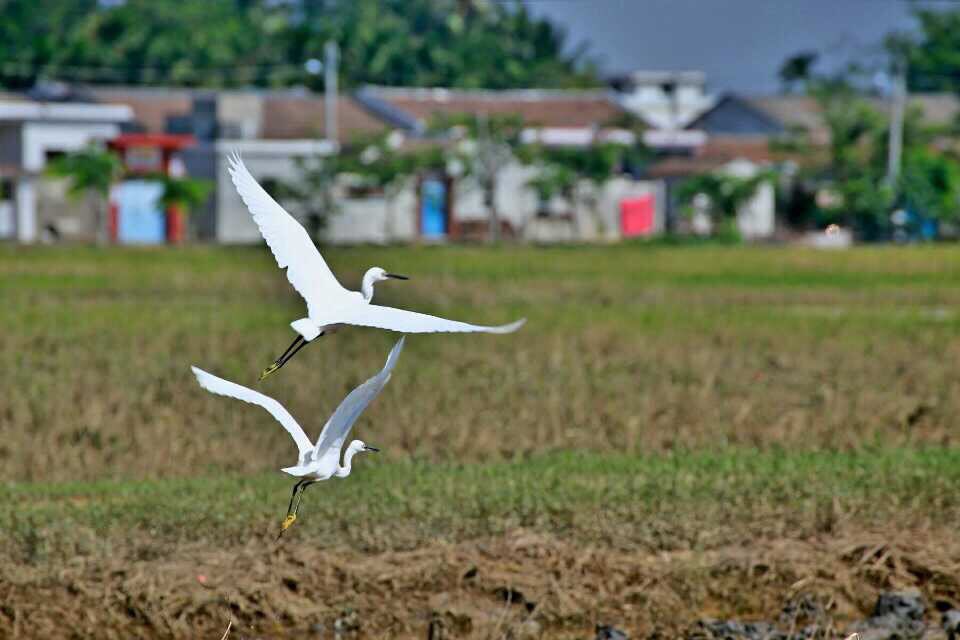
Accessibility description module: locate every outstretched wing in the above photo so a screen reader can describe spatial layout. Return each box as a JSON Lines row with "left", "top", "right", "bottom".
{"left": 191, "top": 366, "right": 314, "bottom": 455}
{"left": 227, "top": 153, "right": 349, "bottom": 316}
{"left": 313, "top": 337, "right": 405, "bottom": 456}
{"left": 336, "top": 305, "right": 526, "bottom": 335}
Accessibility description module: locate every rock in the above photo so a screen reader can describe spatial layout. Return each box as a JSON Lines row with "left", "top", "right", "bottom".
{"left": 848, "top": 590, "right": 928, "bottom": 640}
{"left": 595, "top": 624, "right": 629, "bottom": 640}
{"left": 515, "top": 619, "right": 542, "bottom": 639}
{"left": 944, "top": 610, "right": 960, "bottom": 640}
{"left": 691, "top": 618, "right": 783, "bottom": 640}
{"left": 333, "top": 609, "right": 360, "bottom": 637}
{"left": 873, "top": 591, "right": 925, "bottom": 622}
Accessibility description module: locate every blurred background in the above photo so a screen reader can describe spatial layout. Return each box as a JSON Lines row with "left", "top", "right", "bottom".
{"left": 2, "top": 2, "right": 960, "bottom": 639}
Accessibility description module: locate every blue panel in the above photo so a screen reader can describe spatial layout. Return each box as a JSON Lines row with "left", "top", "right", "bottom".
{"left": 421, "top": 179, "right": 447, "bottom": 238}
{"left": 116, "top": 180, "right": 165, "bottom": 244}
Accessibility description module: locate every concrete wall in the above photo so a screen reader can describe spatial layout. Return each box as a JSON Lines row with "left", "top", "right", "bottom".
{"left": 14, "top": 121, "right": 122, "bottom": 242}
{"left": 214, "top": 141, "right": 333, "bottom": 243}
{"left": 322, "top": 162, "right": 664, "bottom": 245}
{"left": 724, "top": 159, "right": 776, "bottom": 240}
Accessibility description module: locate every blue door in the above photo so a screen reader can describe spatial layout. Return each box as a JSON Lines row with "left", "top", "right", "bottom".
{"left": 420, "top": 178, "right": 448, "bottom": 238}
{"left": 116, "top": 180, "right": 165, "bottom": 244}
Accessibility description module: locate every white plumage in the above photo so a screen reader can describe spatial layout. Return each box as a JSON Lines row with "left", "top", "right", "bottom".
{"left": 192, "top": 337, "right": 404, "bottom": 480}
{"left": 227, "top": 153, "right": 526, "bottom": 341}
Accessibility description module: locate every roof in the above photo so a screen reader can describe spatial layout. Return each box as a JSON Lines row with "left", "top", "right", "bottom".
{"left": 361, "top": 86, "right": 626, "bottom": 130}
{"left": 747, "top": 92, "right": 960, "bottom": 145}
{"left": 88, "top": 87, "right": 192, "bottom": 133}
{"left": 0, "top": 100, "right": 132, "bottom": 123}
{"left": 259, "top": 95, "right": 387, "bottom": 143}
{"left": 686, "top": 94, "right": 786, "bottom": 136}
{"left": 109, "top": 133, "right": 196, "bottom": 150}
{"left": 746, "top": 95, "right": 829, "bottom": 144}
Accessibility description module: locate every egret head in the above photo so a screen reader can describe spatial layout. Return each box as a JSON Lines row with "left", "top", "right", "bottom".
{"left": 367, "top": 267, "right": 409, "bottom": 283}
{"left": 350, "top": 439, "right": 381, "bottom": 455}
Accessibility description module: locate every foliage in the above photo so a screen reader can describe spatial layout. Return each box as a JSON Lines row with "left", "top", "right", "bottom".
{"left": 898, "top": 7, "right": 960, "bottom": 93}
{"left": 158, "top": 175, "right": 212, "bottom": 214}
{"left": 0, "top": 0, "right": 597, "bottom": 90}
{"left": 899, "top": 148, "right": 960, "bottom": 222}
{"left": 45, "top": 145, "right": 124, "bottom": 244}
{"left": 778, "top": 50, "right": 819, "bottom": 94}
{"left": 675, "top": 171, "right": 772, "bottom": 226}
{"left": 45, "top": 145, "right": 123, "bottom": 199}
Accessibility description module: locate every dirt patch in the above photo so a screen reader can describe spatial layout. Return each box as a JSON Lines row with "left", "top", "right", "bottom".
{"left": 3, "top": 524, "right": 959, "bottom": 639}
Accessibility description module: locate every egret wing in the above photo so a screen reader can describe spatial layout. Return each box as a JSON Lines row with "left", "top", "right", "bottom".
{"left": 191, "top": 366, "right": 314, "bottom": 455}
{"left": 337, "top": 305, "right": 526, "bottom": 335}
{"left": 227, "top": 153, "right": 348, "bottom": 316}
{"left": 313, "top": 337, "right": 405, "bottom": 456}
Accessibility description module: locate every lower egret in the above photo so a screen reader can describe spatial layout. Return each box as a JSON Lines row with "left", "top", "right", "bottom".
{"left": 191, "top": 337, "right": 405, "bottom": 537}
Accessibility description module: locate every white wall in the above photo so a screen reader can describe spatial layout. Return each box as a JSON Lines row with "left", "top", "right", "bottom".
{"left": 723, "top": 159, "right": 776, "bottom": 240}
{"left": 214, "top": 142, "right": 333, "bottom": 243}
{"left": 22, "top": 122, "right": 120, "bottom": 171}
{"left": 325, "top": 162, "right": 663, "bottom": 245}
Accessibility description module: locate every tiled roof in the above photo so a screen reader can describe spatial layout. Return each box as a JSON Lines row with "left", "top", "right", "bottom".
{"left": 364, "top": 86, "right": 626, "bottom": 129}
{"left": 260, "top": 96, "right": 387, "bottom": 142}
{"left": 87, "top": 87, "right": 192, "bottom": 133}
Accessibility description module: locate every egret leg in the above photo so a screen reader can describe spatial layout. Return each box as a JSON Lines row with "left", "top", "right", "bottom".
{"left": 260, "top": 332, "right": 324, "bottom": 381}
{"left": 277, "top": 479, "right": 308, "bottom": 539}
{"left": 292, "top": 480, "right": 315, "bottom": 517}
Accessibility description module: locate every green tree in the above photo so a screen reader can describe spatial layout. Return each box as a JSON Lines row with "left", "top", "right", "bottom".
{"left": 899, "top": 148, "right": 960, "bottom": 223}
{"left": 676, "top": 171, "right": 772, "bottom": 238}
{"left": 45, "top": 145, "right": 123, "bottom": 244}
{"left": 0, "top": 0, "right": 597, "bottom": 90}
{"left": 778, "top": 51, "right": 819, "bottom": 94}
{"left": 898, "top": 7, "right": 960, "bottom": 93}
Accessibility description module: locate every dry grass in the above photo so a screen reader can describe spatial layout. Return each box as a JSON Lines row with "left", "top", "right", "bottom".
{"left": 2, "top": 244, "right": 960, "bottom": 482}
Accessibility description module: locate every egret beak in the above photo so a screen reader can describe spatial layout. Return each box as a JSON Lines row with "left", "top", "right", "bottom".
{"left": 364, "top": 445, "right": 381, "bottom": 453}
{"left": 385, "top": 273, "right": 409, "bottom": 280}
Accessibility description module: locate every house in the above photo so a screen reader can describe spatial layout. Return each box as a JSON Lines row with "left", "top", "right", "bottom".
{"left": 0, "top": 89, "right": 132, "bottom": 242}
{"left": 352, "top": 86, "right": 663, "bottom": 243}
{"left": 89, "top": 84, "right": 663, "bottom": 245}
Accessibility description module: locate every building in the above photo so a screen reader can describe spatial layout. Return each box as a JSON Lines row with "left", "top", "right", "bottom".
{"left": 0, "top": 90, "right": 132, "bottom": 242}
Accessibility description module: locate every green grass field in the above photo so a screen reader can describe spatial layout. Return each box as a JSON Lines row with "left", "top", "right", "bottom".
{"left": 2, "top": 243, "right": 959, "bottom": 637}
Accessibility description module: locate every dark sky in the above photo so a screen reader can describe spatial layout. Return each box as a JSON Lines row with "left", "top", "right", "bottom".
{"left": 525, "top": 0, "right": 928, "bottom": 94}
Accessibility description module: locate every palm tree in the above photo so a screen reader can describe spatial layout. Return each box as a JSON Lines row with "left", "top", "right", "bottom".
{"left": 45, "top": 146, "right": 123, "bottom": 245}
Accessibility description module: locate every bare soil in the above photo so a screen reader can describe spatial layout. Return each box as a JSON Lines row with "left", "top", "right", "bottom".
{"left": 3, "top": 524, "right": 959, "bottom": 639}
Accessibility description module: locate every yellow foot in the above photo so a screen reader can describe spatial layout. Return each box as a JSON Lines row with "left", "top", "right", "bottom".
{"left": 277, "top": 513, "right": 297, "bottom": 538}
{"left": 259, "top": 362, "right": 280, "bottom": 381}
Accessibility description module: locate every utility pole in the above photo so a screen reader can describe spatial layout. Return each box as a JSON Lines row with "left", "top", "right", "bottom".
{"left": 324, "top": 41, "right": 339, "bottom": 145}
{"left": 477, "top": 112, "right": 499, "bottom": 243}
{"left": 886, "top": 59, "right": 906, "bottom": 186}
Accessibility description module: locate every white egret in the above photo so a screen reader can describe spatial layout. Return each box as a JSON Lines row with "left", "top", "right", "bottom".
{"left": 226, "top": 153, "right": 525, "bottom": 380}
{"left": 191, "top": 337, "right": 405, "bottom": 537}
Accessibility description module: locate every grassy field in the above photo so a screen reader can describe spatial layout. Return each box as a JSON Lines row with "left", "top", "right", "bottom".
{"left": 2, "top": 244, "right": 960, "bottom": 638}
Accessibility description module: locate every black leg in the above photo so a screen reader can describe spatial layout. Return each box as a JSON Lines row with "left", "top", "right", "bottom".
{"left": 292, "top": 480, "right": 315, "bottom": 517}
{"left": 278, "top": 337, "right": 310, "bottom": 368}
{"left": 277, "top": 335, "right": 305, "bottom": 363}
{"left": 285, "top": 478, "right": 307, "bottom": 516}
{"left": 260, "top": 335, "right": 307, "bottom": 380}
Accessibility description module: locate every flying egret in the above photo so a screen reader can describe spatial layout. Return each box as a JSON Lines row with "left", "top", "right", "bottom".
{"left": 226, "top": 153, "right": 526, "bottom": 380}
{"left": 191, "top": 337, "right": 405, "bottom": 537}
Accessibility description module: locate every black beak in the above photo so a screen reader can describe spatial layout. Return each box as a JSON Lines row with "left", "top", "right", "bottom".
{"left": 385, "top": 273, "right": 409, "bottom": 280}
{"left": 364, "top": 445, "right": 381, "bottom": 453}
